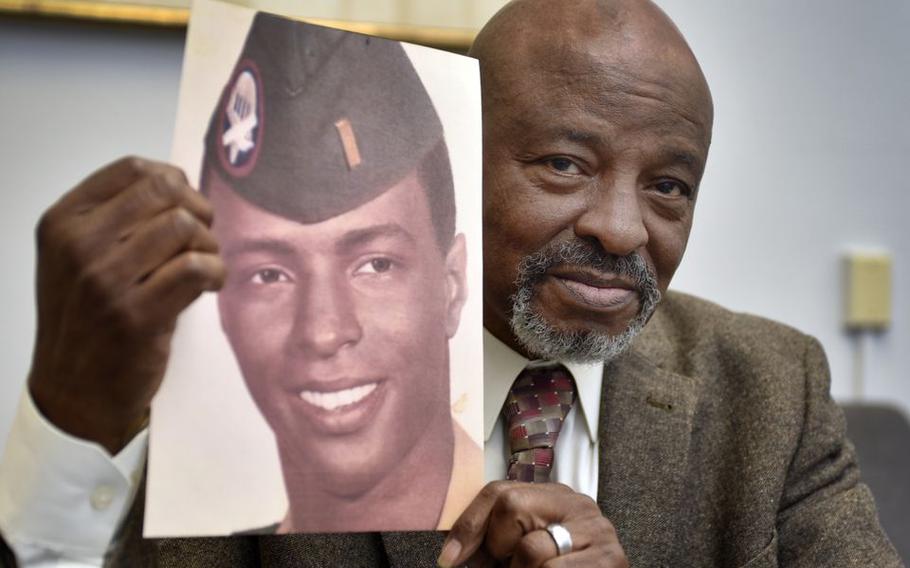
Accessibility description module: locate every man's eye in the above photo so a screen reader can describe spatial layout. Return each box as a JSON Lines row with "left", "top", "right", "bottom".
{"left": 355, "top": 258, "right": 394, "bottom": 275}
{"left": 544, "top": 157, "right": 582, "bottom": 175}
{"left": 653, "top": 180, "right": 691, "bottom": 197}
{"left": 251, "top": 268, "right": 290, "bottom": 284}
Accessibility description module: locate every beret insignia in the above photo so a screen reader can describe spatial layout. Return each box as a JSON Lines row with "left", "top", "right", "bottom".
{"left": 202, "top": 14, "right": 448, "bottom": 224}
{"left": 218, "top": 60, "right": 263, "bottom": 177}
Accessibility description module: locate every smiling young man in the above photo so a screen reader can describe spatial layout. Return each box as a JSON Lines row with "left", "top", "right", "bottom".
{"left": 194, "top": 13, "right": 479, "bottom": 533}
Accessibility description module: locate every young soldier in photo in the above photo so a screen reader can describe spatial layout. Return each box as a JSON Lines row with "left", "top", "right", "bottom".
{"left": 199, "top": 13, "right": 480, "bottom": 533}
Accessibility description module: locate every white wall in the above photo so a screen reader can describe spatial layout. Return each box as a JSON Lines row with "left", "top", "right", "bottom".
{"left": 1, "top": 1, "right": 908, "bottom": 451}
{"left": 656, "top": 0, "right": 910, "bottom": 410}
{"left": 0, "top": 19, "right": 185, "bottom": 446}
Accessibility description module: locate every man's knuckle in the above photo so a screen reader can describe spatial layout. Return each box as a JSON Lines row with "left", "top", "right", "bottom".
{"left": 478, "top": 482, "right": 506, "bottom": 501}
{"left": 66, "top": 235, "right": 103, "bottom": 269}
{"left": 494, "top": 487, "right": 526, "bottom": 516}
{"left": 167, "top": 207, "right": 197, "bottom": 239}
{"left": 453, "top": 515, "right": 484, "bottom": 537}
{"left": 35, "top": 209, "right": 61, "bottom": 249}
{"left": 604, "top": 516, "right": 619, "bottom": 534}
{"left": 175, "top": 251, "right": 201, "bottom": 274}
{"left": 581, "top": 522, "right": 627, "bottom": 566}
{"left": 514, "top": 535, "right": 547, "bottom": 564}
{"left": 122, "top": 155, "right": 147, "bottom": 174}
{"left": 76, "top": 269, "right": 143, "bottom": 330}
{"left": 176, "top": 252, "right": 214, "bottom": 282}
{"left": 172, "top": 167, "right": 190, "bottom": 185}
{"left": 110, "top": 299, "right": 145, "bottom": 332}
{"left": 143, "top": 174, "right": 180, "bottom": 208}
{"left": 583, "top": 514, "right": 615, "bottom": 537}
{"left": 569, "top": 493, "right": 601, "bottom": 515}
{"left": 580, "top": 493, "right": 599, "bottom": 508}
{"left": 77, "top": 263, "right": 115, "bottom": 299}
{"left": 163, "top": 169, "right": 187, "bottom": 191}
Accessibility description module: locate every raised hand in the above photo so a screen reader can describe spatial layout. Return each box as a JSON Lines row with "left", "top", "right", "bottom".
{"left": 28, "top": 157, "right": 225, "bottom": 454}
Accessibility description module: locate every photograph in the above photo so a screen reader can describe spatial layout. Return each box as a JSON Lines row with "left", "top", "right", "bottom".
{"left": 145, "top": 0, "right": 483, "bottom": 537}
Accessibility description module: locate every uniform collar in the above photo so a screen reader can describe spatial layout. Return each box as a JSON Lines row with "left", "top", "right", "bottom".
{"left": 483, "top": 329, "right": 603, "bottom": 444}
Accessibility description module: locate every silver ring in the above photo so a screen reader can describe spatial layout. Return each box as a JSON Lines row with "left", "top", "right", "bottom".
{"left": 546, "top": 523, "right": 573, "bottom": 556}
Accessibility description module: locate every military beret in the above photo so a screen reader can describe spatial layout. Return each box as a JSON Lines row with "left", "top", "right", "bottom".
{"left": 201, "top": 12, "right": 447, "bottom": 224}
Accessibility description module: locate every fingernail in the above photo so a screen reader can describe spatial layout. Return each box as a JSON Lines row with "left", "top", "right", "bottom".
{"left": 437, "top": 537, "right": 462, "bottom": 567}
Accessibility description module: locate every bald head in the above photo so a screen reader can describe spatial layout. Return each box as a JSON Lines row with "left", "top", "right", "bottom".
{"left": 470, "top": 0, "right": 713, "bottom": 141}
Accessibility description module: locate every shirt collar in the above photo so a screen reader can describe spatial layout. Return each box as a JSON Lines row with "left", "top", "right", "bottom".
{"left": 483, "top": 329, "right": 603, "bottom": 444}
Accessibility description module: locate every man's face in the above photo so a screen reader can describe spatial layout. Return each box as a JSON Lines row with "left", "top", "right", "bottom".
{"left": 210, "top": 171, "right": 466, "bottom": 497}
{"left": 481, "top": 24, "right": 713, "bottom": 360}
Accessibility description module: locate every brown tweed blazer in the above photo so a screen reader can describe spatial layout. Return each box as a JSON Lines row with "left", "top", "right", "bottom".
{"left": 1, "top": 292, "right": 903, "bottom": 567}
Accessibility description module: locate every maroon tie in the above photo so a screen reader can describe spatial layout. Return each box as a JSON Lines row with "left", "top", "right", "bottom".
{"left": 504, "top": 364, "right": 576, "bottom": 482}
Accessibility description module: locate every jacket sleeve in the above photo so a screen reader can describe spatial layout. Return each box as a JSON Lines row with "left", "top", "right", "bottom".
{"left": 776, "top": 336, "right": 903, "bottom": 567}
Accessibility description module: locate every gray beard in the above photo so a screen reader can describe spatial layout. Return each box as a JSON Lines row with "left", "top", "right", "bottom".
{"left": 509, "top": 240, "right": 661, "bottom": 364}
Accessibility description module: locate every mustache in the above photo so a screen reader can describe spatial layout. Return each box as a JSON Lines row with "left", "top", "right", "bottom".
{"left": 514, "top": 239, "right": 657, "bottom": 291}
{"left": 508, "top": 238, "right": 662, "bottom": 363}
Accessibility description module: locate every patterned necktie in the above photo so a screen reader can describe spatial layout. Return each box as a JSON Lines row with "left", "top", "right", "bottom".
{"left": 504, "top": 363, "right": 576, "bottom": 482}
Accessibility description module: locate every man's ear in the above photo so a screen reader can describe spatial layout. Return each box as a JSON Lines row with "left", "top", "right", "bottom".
{"left": 444, "top": 233, "right": 468, "bottom": 339}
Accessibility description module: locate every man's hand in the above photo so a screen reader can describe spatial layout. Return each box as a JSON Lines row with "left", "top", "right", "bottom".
{"left": 27, "top": 157, "right": 225, "bottom": 455}
{"left": 438, "top": 481, "right": 628, "bottom": 568}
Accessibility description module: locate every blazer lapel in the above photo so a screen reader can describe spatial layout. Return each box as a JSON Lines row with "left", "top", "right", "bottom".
{"left": 597, "top": 309, "right": 704, "bottom": 567}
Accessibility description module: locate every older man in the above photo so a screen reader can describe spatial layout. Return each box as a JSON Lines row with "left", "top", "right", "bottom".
{"left": 0, "top": 0, "right": 902, "bottom": 567}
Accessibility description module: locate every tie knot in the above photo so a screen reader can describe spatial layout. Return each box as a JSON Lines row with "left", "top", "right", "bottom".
{"left": 504, "top": 364, "right": 576, "bottom": 483}
{"left": 504, "top": 364, "right": 576, "bottom": 427}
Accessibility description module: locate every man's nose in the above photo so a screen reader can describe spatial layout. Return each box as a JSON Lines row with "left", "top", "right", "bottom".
{"left": 291, "top": 273, "right": 363, "bottom": 358}
{"left": 573, "top": 177, "right": 648, "bottom": 257}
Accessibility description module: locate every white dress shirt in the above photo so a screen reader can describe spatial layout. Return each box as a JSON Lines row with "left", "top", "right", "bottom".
{"left": 0, "top": 331, "right": 604, "bottom": 567}
{"left": 0, "top": 390, "right": 147, "bottom": 568}
{"left": 483, "top": 330, "right": 604, "bottom": 501}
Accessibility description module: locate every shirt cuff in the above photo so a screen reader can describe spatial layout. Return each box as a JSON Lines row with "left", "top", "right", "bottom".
{"left": 0, "top": 388, "right": 147, "bottom": 560}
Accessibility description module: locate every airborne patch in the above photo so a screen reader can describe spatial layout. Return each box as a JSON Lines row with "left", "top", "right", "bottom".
{"left": 219, "top": 60, "right": 263, "bottom": 177}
